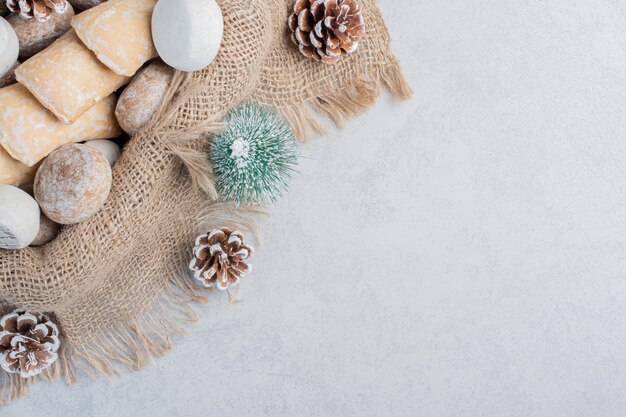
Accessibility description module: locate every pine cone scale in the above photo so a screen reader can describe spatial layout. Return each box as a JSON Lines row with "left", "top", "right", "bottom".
{"left": 293, "top": 0, "right": 310, "bottom": 14}
{"left": 232, "top": 262, "right": 250, "bottom": 275}
{"left": 32, "top": 326, "right": 48, "bottom": 341}
{"left": 297, "top": 9, "right": 313, "bottom": 32}
{"left": 310, "top": 0, "right": 325, "bottom": 18}
{"left": 0, "top": 331, "right": 12, "bottom": 346}
{"left": 44, "top": 0, "right": 67, "bottom": 12}
{"left": 288, "top": 14, "right": 298, "bottom": 32}
{"left": 17, "top": 313, "right": 37, "bottom": 332}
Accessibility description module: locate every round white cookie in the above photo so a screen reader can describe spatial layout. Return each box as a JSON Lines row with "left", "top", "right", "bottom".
{"left": 0, "top": 17, "right": 19, "bottom": 78}
{"left": 85, "top": 139, "right": 121, "bottom": 166}
{"left": 0, "top": 184, "right": 40, "bottom": 250}
{"left": 151, "top": 0, "right": 223, "bottom": 72}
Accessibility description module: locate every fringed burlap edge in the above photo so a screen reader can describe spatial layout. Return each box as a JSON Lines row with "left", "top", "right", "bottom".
{"left": 274, "top": 57, "right": 413, "bottom": 139}
{"left": 0, "top": 56, "right": 411, "bottom": 406}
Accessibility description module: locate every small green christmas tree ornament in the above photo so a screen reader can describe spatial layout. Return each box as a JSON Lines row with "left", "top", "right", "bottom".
{"left": 211, "top": 102, "right": 299, "bottom": 206}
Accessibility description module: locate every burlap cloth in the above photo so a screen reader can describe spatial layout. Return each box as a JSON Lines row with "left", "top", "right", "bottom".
{"left": 0, "top": 0, "right": 411, "bottom": 403}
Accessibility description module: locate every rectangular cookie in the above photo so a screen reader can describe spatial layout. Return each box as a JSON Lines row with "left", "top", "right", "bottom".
{"left": 0, "top": 83, "right": 121, "bottom": 167}
{"left": 15, "top": 30, "right": 129, "bottom": 124}
{"left": 72, "top": 0, "right": 158, "bottom": 77}
{"left": 0, "top": 146, "right": 37, "bottom": 186}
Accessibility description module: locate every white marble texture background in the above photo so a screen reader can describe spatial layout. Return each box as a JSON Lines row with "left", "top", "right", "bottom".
{"left": 5, "top": 0, "right": 626, "bottom": 415}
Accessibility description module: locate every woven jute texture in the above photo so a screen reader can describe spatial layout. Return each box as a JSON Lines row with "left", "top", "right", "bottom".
{"left": 0, "top": 0, "right": 411, "bottom": 403}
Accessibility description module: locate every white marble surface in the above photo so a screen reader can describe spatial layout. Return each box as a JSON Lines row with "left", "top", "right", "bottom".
{"left": 6, "top": 0, "right": 626, "bottom": 415}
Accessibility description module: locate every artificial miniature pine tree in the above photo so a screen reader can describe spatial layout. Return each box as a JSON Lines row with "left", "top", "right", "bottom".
{"left": 210, "top": 102, "right": 299, "bottom": 206}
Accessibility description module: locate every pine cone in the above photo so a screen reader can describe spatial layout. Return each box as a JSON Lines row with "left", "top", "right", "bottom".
{"left": 7, "top": 0, "right": 69, "bottom": 22}
{"left": 0, "top": 310, "right": 60, "bottom": 378}
{"left": 189, "top": 228, "right": 254, "bottom": 290}
{"left": 288, "top": 0, "right": 365, "bottom": 64}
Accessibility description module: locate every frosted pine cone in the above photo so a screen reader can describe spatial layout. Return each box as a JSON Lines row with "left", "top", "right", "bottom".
{"left": 7, "top": 0, "right": 69, "bottom": 22}
{"left": 189, "top": 228, "right": 254, "bottom": 290}
{"left": 288, "top": 0, "right": 365, "bottom": 64}
{"left": 0, "top": 310, "right": 60, "bottom": 378}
